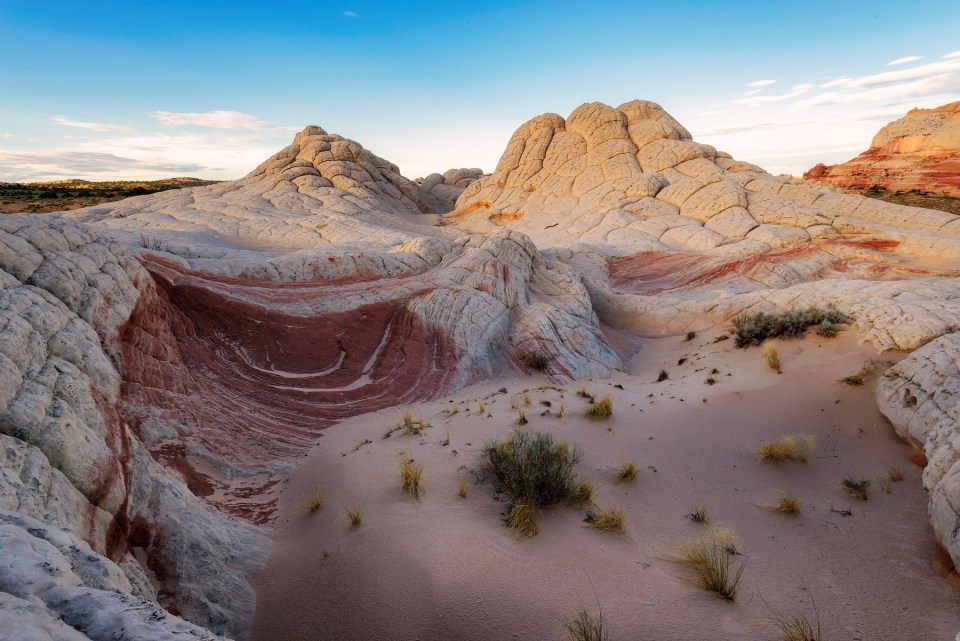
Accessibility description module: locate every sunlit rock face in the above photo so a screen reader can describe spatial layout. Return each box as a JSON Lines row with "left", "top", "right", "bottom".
{"left": 8, "top": 99, "right": 960, "bottom": 641}
{"left": 805, "top": 101, "right": 960, "bottom": 198}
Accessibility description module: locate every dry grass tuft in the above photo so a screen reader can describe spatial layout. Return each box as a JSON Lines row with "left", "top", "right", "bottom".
{"left": 614, "top": 461, "right": 638, "bottom": 483}
{"left": 400, "top": 409, "right": 426, "bottom": 435}
{"left": 562, "top": 606, "right": 609, "bottom": 641}
{"left": 515, "top": 408, "right": 528, "bottom": 426}
{"left": 762, "top": 341, "right": 781, "bottom": 371}
{"left": 586, "top": 508, "right": 625, "bottom": 532}
{"left": 586, "top": 395, "right": 613, "bottom": 419}
{"left": 457, "top": 481, "right": 468, "bottom": 499}
{"left": 558, "top": 404, "right": 566, "bottom": 418}
{"left": 667, "top": 528, "right": 745, "bottom": 601}
{"left": 842, "top": 477, "right": 870, "bottom": 500}
{"left": 756, "top": 434, "right": 816, "bottom": 463}
{"left": 687, "top": 505, "right": 709, "bottom": 523}
{"left": 477, "top": 400, "right": 486, "bottom": 414}
{"left": 400, "top": 460, "right": 424, "bottom": 499}
{"left": 762, "top": 594, "right": 822, "bottom": 641}
{"left": 524, "top": 352, "right": 549, "bottom": 372}
{"left": 344, "top": 504, "right": 362, "bottom": 527}
{"left": 768, "top": 492, "right": 800, "bottom": 513}
{"left": 505, "top": 501, "right": 538, "bottom": 538}
{"left": 886, "top": 465, "right": 904, "bottom": 482}
{"left": 656, "top": 369, "right": 669, "bottom": 382}
{"left": 302, "top": 490, "right": 323, "bottom": 514}
{"left": 569, "top": 478, "right": 593, "bottom": 504}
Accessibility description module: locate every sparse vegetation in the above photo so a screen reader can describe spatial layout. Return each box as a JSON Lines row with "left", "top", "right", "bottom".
{"left": 585, "top": 395, "right": 613, "bottom": 419}
{"left": 761, "top": 594, "right": 822, "bottom": 641}
{"left": 0, "top": 177, "right": 220, "bottom": 214}
{"left": 886, "top": 465, "right": 904, "bottom": 482}
{"left": 657, "top": 369, "right": 669, "bottom": 382}
{"left": 569, "top": 478, "right": 593, "bottom": 504}
{"left": 400, "top": 460, "right": 424, "bottom": 499}
{"left": 614, "top": 461, "right": 638, "bottom": 483}
{"left": 558, "top": 404, "right": 566, "bottom": 418}
{"left": 839, "top": 359, "right": 892, "bottom": 386}
{"left": 685, "top": 330, "right": 697, "bottom": 341}
{"left": 441, "top": 429, "right": 450, "bottom": 446}
{"left": 586, "top": 508, "right": 625, "bottom": 532}
{"left": 302, "top": 490, "right": 323, "bottom": 514}
{"left": 400, "top": 409, "right": 427, "bottom": 435}
{"left": 768, "top": 492, "right": 800, "bottom": 513}
{"left": 667, "top": 528, "right": 745, "bottom": 601}
{"left": 687, "top": 506, "right": 708, "bottom": 523}
{"left": 516, "top": 408, "right": 528, "bottom": 426}
{"left": 457, "top": 480, "right": 469, "bottom": 499}
{"left": 562, "top": 606, "right": 609, "bottom": 641}
{"left": 344, "top": 504, "right": 362, "bottom": 526}
{"left": 756, "top": 434, "right": 816, "bottom": 463}
{"left": 732, "top": 307, "right": 851, "bottom": 347}
{"left": 482, "top": 430, "right": 582, "bottom": 536}
{"left": 478, "top": 400, "right": 486, "bottom": 414}
{"left": 525, "top": 352, "right": 549, "bottom": 371}
{"left": 576, "top": 386, "right": 595, "bottom": 403}
{"left": 842, "top": 477, "right": 870, "bottom": 500}
{"left": 762, "top": 341, "right": 781, "bottom": 370}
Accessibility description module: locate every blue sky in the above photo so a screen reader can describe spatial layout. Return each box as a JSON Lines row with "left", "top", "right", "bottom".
{"left": 1, "top": 1, "right": 959, "bottom": 181}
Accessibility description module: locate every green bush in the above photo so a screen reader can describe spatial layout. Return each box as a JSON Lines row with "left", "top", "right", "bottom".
{"left": 732, "top": 307, "right": 850, "bottom": 347}
{"left": 483, "top": 430, "right": 581, "bottom": 509}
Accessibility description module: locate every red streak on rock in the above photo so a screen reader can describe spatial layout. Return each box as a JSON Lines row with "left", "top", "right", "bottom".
{"left": 118, "top": 255, "right": 462, "bottom": 524}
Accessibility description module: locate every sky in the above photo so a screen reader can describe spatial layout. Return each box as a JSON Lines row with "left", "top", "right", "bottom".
{"left": 1, "top": 1, "right": 959, "bottom": 182}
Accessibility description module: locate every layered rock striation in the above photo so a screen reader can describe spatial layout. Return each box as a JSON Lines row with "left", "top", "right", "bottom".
{"left": 805, "top": 101, "right": 960, "bottom": 197}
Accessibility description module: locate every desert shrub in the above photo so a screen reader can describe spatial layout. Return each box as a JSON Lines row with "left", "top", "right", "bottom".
{"left": 569, "top": 478, "right": 593, "bottom": 503}
{"left": 516, "top": 408, "right": 528, "bottom": 426}
{"left": 344, "top": 504, "right": 362, "bottom": 526}
{"left": 668, "top": 528, "right": 745, "bottom": 601}
{"left": 563, "top": 607, "right": 609, "bottom": 641}
{"left": 302, "top": 490, "right": 323, "bottom": 514}
{"left": 687, "top": 506, "right": 709, "bottom": 523}
{"left": 657, "top": 369, "right": 669, "bottom": 382}
{"left": 400, "top": 460, "right": 424, "bottom": 499}
{"left": 756, "top": 434, "right": 816, "bottom": 463}
{"left": 505, "top": 500, "right": 538, "bottom": 538}
{"left": 767, "top": 491, "right": 800, "bottom": 513}
{"left": 839, "top": 359, "right": 891, "bottom": 386}
{"left": 815, "top": 321, "right": 839, "bottom": 338}
{"left": 483, "top": 431, "right": 581, "bottom": 509}
{"left": 685, "top": 330, "right": 697, "bottom": 341}
{"left": 732, "top": 307, "right": 851, "bottom": 347}
{"left": 586, "top": 395, "right": 613, "bottom": 419}
{"left": 762, "top": 594, "right": 822, "bottom": 641}
{"left": 842, "top": 477, "right": 870, "bottom": 500}
{"left": 400, "top": 409, "right": 426, "bottom": 435}
{"left": 614, "top": 461, "right": 638, "bottom": 483}
{"left": 586, "top": 508, "right": 625, "bottom": 532}
{"left": 525, "top": 352, "right": 549, "bottom": 371}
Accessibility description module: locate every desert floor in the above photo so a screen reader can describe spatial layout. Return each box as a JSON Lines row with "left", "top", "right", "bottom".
{"left": 251, "top": 329, "right": 960, "bottom": 641}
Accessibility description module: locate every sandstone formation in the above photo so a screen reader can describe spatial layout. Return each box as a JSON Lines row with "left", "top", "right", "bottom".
{"left": 805, "top": 101, "right": 960, "bottom": 197}
{"left": 6, "top": 100, "right": 960, "bottom": 639}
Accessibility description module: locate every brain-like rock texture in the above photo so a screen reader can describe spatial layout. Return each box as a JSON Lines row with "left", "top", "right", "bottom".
{"left": 805, "top": 101, "right": 960, "bottom": 198}
{"left": 9, "top": 99, "right": 960, "bottom": 640}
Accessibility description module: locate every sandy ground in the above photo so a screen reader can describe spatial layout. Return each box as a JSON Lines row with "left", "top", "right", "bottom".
{"left": 251, "top": 329, "right": 960, "bottom": 641}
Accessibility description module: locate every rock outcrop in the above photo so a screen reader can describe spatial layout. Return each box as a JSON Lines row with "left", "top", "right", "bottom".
{"left": 805, "top": 101, "right": 960, "bottom": 197}
{"left": 8, "top": 100, "right": 960, "bottom": 640}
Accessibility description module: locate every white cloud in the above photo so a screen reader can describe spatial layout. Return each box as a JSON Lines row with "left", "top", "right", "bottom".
{"left": 792, "top": 83, "right": 814, "bottom": 91}
{"left": 747, "top": 79, "right": 776, "bottom": 88}
{"left": 887, "top": 55, "right": 923, "bottom": 66}
{"left": 733, "top": 86, "right": 813, "bottom": 106}
{"left": 343, "top": 10, "right": 359, "bottom": 17}
{"left": 943, "top": 51, "right": 960, "bottom": 59}
{"left": 50, "top": 116, "right": 134, "bottom": 133}
{"left": 150, "top": 110, "right": 299, "bottom": 133}
{"left": 738, "top": 89, "right": 762, "bottom": 97}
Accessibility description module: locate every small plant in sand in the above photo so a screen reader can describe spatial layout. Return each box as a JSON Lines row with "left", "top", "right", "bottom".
{"left": 525, "top": 352, "right": 549, "bottom": 372}
{"left": 585, "top": 394, "right": 613, "bottom": 419}
{"left": 344, "top": 504, "right": 362, "bottom": 527}
{"left": 762, "top": 341, "right": 781, "bottom": 371}
{"left": 765, "top": 491, "right": 800, "bottom": 514}
{"left": 575, "top": 386, "right": 595, "bottom": 403}
{"left": 885, "top": 465, "right": 904, "bottom": 482}
{"left": 656, "top": 369, "right": 669, "bottom": 382}
{"left": 569, "top": 478, "right": 593, "bottom": 504}
{"left": 523, "top": 394, "right": 531, "bottom": 405}
{"left": 302, "top": 490, "right": 323, "bottom": 514}
{"left": 614, "top": 461, "right": 638, "bottom": 483}
{"left": 842, "top": 477, "right": 870, "bottom": 501}
{"left": 586, "top": 508, "right": 625, "bottom": 533}
{"left": 761, "top": 594, "right": 822, "bottom": 641}
{"left": 687, "top": 506, "right": 709, "bottom": 523}
{"left": 482, "top": 430, "right": 582, "bottom": 537}
{"left": 478, "top": 400, "right": 486, "bottom": 414}
{"left": 440, "top": 428, "right": 450, "bottom": 446}
{"left": 400, "top": 459, "right": 424, "bottom": 499}
{"left": 557, "top": 404, "right": 566, "bottom": 418}
{"left": 448, "top": 403, "right": 459, "bottom": 415}
{"left": 756, "top": 434, "right": 816, "bottom": 463}
{"left": 400, "top": 409, "right": 426, "bottom": 435}
{"left": 563, "top": 606, "right": 609, "bottom": 641}
{"left": 516, "top": 408, "right": 528, "bottom": 426}
{"left": 667, "top": 527, "right": 745, "bottom": 601}
{"left": 457, "top": 481, "right": 469, "bottom": 499}
{"left": 732, "top": 307, "right": 851, "bottom": 347}
{"left": 879, "top": 479, "right": 892, "bottom": 494}
{"left": 685, "top": 330, "right": 697, "bottom": 341}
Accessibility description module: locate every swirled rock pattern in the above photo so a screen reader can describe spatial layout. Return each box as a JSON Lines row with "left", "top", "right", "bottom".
{"left": 805, "top": 101, "right": 960, "bottom": 197}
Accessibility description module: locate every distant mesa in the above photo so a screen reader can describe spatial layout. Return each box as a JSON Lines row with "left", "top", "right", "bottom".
{"left": 805, "top": 101, "right": 960, "bottom": 199}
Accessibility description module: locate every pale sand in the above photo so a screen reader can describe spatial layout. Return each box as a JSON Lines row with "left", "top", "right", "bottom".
{"left": 251, "top": 330, "right": 960, "bottom": 640}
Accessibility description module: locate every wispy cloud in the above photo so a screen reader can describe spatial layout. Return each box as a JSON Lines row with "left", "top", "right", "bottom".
{"left": 747, "top": 79, "right": 776, "bottom": 88}
{"left": 150, "top": 110, "right": 299, "bottom": 133}
{"left": 798, "top": 57, "right": 960, "bottom": 109}
{"left": 0, "top": 150, "right": 207, "bottom": 180}
{"left": 943, "top": 51, "right": 960, "bottom": 59}
{"left": 343, "top": 10, "right": 359, "bottom": 17}
{"left": 50, "top": 116, "right": 134, "bottom": 133}
{"left": 887, "top": 55, "right": 923, "bottom": 66}
{"left": 733, "top": 85, "right": 813, "bottom": 106}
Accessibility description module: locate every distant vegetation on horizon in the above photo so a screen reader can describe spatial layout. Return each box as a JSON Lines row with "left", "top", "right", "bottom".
{"left": 0, "top": 177, "right": 222, "bottom": 213}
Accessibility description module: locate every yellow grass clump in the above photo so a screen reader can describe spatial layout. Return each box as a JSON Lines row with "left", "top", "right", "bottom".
{"left": 563, "top": 607, "right": 609, "bottom": 641}
{"left": 587, "top": 508, "right": 625, "bottom": 533}
{"left": 506, "top": 501, "right": 538, "bottom": 538}
{"left": 557, "top": 404, "right": 566, "bottom": 418}
{"left": 569, "top": 478, "right": 593, "bottom": 504}
{"left": 400, "top": 409, "right": 426, "bottom": 435}
{"left": 762, "top": 341, "right": 781, "bottom": 371}
{"left": 614, "top": 461, "right": 638, "bottom": 483}
{"left": 457, "top": 481, "right": 468, "bottom": 499}
{"left": 667, "top": 528, "right": 745, "bottom": 601}
{"left": 756, "top": 434, "right": 816, "bottom": 463}
{"left": 400, "top": 460, "right": 424, "bottom": 499}
{"left": 767, "top": 491, "right": 800, "bottom": 513}
{"left": 516, "top": 408, "right": 528, "bottom": 426}
{"left": 586, "top": 395, "right": 613, "bottom": 419}
{"left": 344, "top": 504, "right": 362, "bottom": 527}
{"left": 302, "top": 490, "right": 323, "bottom": 514}
{"left": 886, "top": 465, "right": 904, "bottom": 482}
